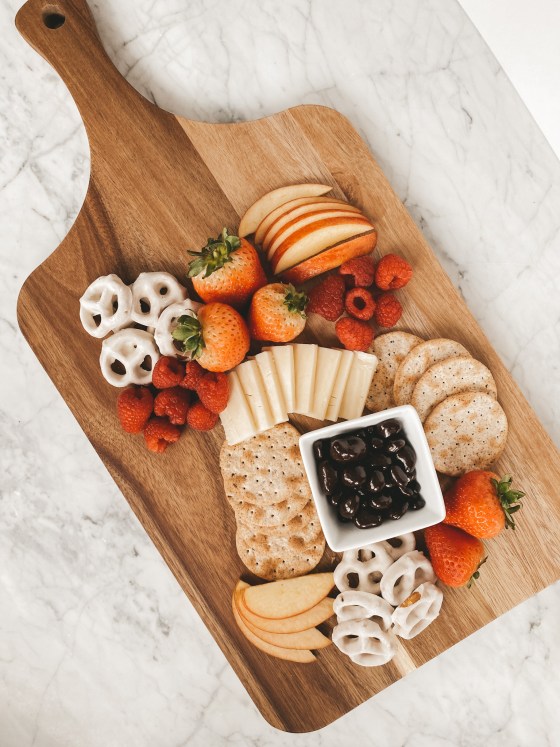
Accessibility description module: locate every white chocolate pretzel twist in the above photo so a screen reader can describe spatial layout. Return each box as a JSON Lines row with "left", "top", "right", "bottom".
{"left": 131, "top": 272, "right": 187, "bottom": 327}
{"left": 334, "top": 543, "right": 393, "bottom": 595}
{"left": 332, "top": 619, "right": 397, "bottom": 667}
{"left": 379, "top": 550, "right": 436, "bottom": 607}
{"left": 154, "top": 300, "right": 201, "bottom": 357}
{"left": 334, "top": 590, "right": 393, "bottom": 630}
{"left": 100, "top": 329, "right": 160, "bottom": 387}
{"left": 375, "top": 532, "right": 416, "bottom": 561}
{"left": 392, "top": 582, "right": 443, "bottom": 640}
{"left": 79, "top": 274, "right": 133, "bottom": 338}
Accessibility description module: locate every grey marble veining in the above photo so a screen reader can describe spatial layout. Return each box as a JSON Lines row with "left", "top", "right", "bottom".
{"left": 1, "top": 0, "right": 559, "bottom": 745}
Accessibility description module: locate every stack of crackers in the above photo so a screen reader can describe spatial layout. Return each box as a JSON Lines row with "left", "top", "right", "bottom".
{"left": 366, "top": 332, "right": 508, "bottom": 476}
{"left": 220, "top": 423, "right": 326, "bottom": 580}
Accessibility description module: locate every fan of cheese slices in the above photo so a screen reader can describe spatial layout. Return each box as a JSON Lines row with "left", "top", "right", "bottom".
{"left": 220, "top": 343, "right": 379, "bottom": 444}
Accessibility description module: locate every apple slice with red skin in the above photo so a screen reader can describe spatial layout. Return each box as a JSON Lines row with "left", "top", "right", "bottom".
{"left": 254, "top": 196, "right": 351, "bottom": 245}
{"left": 271, "top": 218, "right": 374, "bottom": 275}
{"left": 266, "top": 209, "right": 365, "bottom": 260}
{"left": 262, "top": 201, "right": 361, "bottom": 251}
{"left": 239, "top": 183, "right": 332, "bottom": 237}
{"left": 232, "top": 584, "right": 316, "bottom": 662}
{"left": 281, "top": 230, "right": 378, "bottom": 283}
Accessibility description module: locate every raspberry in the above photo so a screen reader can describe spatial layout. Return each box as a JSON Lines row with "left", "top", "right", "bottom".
{"left": 117, "top": 386, "right": 153, "bottom": 434}
{"left": 186, "top": 401, "right": 219, "bottom": 431}
{"left": 143, "top": 417, "right": 181, "bottom": 453}
{"left": 152, "top": 356, "right": 185, "bottom": 389}
{"left": 196, "top": 371, "right": 230, "bottom": 414}
{"left": 335, "top": 317, "right": 374, "bottom": 351}
{"left": 154, "top": 387, "right": 191, "bottom": 425}
{"left": 344, "top": 287, "right": 376, "bottom": 321}
{"left": 306, "top": 275, "right": 345, "bottom": 322}
{"left": 374, "top": 293, "right": 403, "bottom": 328}
{"left": 374, "top": 254, "right": 413, "bottom": 290}
{"left": 180, "top": 360, "right": 205, "bottom": 391}
{"left": 339, "top": 256, "right": 376, "bottom": 288}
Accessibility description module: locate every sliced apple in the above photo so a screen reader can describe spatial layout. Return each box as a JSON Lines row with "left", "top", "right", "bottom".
{"left": 232, "top": 587, "right": 316, "bottom": 663}
{"left": 266, "top": 209, "right": 364, "bottom": 260}
{"left": 239, "top": 184, "right": 332, "bottom": 237}
{"left": 262, "top": 201, "right": 361, "bottom": 251}
{"left": 271, "top": 218, "right": 374, "bottom": 275}
{"left": 236, "top": 586, "right": 335, "bottom": 633}
{"left": 243, "top": 572, "right": 334, "bottom": 619}
{"left": 234, "top": 592, "right": 331, "bottom": 650}
{"left": 254, "top": 196, "right": 350, "bottom": 245}
{"left": 282, "top": 231, "right": 378, "bottom": 284}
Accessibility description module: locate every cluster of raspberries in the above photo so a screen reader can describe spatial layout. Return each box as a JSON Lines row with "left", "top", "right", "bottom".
{"left": 306, "top": 254, "right": 413, "bottom": 351}
{"left": 117, "top": 357, "right": 229, "bottom": 453}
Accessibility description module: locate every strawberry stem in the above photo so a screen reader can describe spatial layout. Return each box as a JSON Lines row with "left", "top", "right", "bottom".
{"left": 490, "top": 475, "right": 525, "bottom": 530}
{"left": 467, "top": 556, "right": 487, "bottom": 588}
{"left": 171, "top": 313, "right": 205, "bottom": 358}
{"left": 188, "top": 228, "right": 241, "bottom": 278}
{"left": 284, "top": 284, "right": 308, "bottom": 317}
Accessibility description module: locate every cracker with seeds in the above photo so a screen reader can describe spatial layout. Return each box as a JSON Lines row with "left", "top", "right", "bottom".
{"left": 366, "top": 332, "right": 423, "bottom": 412}
{"left": 424, "top": 391, "right": 508, "bottom": 476}
{"left": 393, "top": 338, "right": 470, "bottom": 406}
{"left": 411, "top": 356, "right": 497, "bottom": 422}
{"left": 236, "top": 523, "right": 325, "bottom": 580}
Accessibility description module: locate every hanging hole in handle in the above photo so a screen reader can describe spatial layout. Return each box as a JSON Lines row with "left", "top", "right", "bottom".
{"left": 43, "top": 12, "right": 66, "bottom": 29}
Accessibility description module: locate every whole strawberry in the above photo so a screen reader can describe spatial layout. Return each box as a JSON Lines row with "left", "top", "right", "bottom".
{"left": 171, "top": 303, "right": 250, "bottom": 372}
{"left": 117, "top": 386, "right": 153, "bottom": 433}
{"left": 188, "top": 228, "right": 266, "bottom": 308}
{"left": 424, "top": 523, "right": 486, "bottom": 588}
{"left": 444, "top": 471, "right": 524, "bottom": 538}
{"left": 248, "top": 283, "right": 307, "bottom": 342}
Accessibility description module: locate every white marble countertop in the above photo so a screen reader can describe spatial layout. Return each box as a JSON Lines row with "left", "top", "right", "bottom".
{"left": 1, "top": 0, "right": 560, "bottom": 745}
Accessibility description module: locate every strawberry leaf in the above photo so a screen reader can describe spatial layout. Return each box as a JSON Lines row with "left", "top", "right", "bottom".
{"left": 187, "top": 228, "right": 241, "bottom": 279}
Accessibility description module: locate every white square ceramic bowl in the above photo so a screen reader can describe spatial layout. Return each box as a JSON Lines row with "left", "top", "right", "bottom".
{"left": 299, "top": 405, "right": 445, "bottom": 552}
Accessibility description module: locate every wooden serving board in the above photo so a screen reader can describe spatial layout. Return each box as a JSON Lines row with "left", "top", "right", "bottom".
{"left": 16, "top": 0, "right": 560, "bottom": 733}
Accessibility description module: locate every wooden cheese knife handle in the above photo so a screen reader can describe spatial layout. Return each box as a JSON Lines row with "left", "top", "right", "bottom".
{"left": 15, "top": 0, "right": 158, "bottom": 159}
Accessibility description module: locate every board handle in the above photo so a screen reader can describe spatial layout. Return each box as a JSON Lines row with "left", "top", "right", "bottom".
{"left": 15, "top": 0, "right": 156, "bottom": 154}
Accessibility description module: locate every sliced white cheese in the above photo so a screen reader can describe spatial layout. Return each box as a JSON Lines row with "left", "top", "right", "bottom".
{"left": 293, "top": 343, "right": 318, "bottom": 415}
{"left": 325, "top": 349, "right": 355, "bottom": 421}
{"left": 308, "top": 347, "right": 342, "bottom": 420}
{"left": 254, "top": 350, "right": 288, "bottom": 424}
{"left": 236, "top": 359, "right": 276, "bottom": 433}
{"left": 338, "top": 351, "right": 379, "bottom": 421}
{"left": 264, "top": 345, "right": 295, "bottom": 413}
{"left": 219, "top": 371, "right": 258, "bottom": 445}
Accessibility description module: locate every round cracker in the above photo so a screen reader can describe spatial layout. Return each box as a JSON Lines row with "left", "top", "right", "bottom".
{"left": 393, "top": 338, "right": 470, "bottom": 406}
{"left": 424, "top": 391, "right": 508, "bottom": 476}
{"left": 236, "top": 523, "right": 325, "bottom": 580}
{"left": 366, "top": 332, "right": 423, "bottom": 412}
{"left": 411, "top": 356, "right": 497, "bottom": 422}
{"left": 236, "top": 499, "right": 319, "bottom": 535}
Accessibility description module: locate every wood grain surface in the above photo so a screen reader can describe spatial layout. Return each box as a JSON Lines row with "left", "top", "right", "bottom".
{"left": 15, "top": 0, "right": 560, "bottom": 732}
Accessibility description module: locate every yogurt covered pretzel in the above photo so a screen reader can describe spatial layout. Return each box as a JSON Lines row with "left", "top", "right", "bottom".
{"left": 392, "top": 582, "right": 443, "bottom": 640}
{"left": 100, "top": 329, "right": 160, "bottom": 387}
{"left": 334, "top": 543, "right": 393, "bottom": 594}
{"left": 334, "top": 590, "right": 393, "bottom": 630}
{"left": 379, "top": 550, "right": 436, "bottom": 606}
{"left": 332, "top": 619, "right": 397, "bottom": 667}
{"left": 79, "top": 274, "right": 133, "bottom": 338}
{"left": 131, "top": 272, "right": 187, "bottom": 327}
{"left": 154, "top": 300, "right": 201, "bottom": 357}
{"left": 375, "top": 532, "right": 416, "bottom": 561}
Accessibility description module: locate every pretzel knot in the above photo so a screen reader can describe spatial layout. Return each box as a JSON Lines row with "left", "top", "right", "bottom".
{"left": 332, "top": 619, "right": 397, "bottom": 667}
{"left": 131, "top": 272, "right": 187, "bottom": 327}
{"left": 376, "top": 532, "right": 416, "bottom": 561}
{"left": 155, "top": 300, "right": 202, "bottom": 357}
{"left": 79, "top": 274, "right": 133, "bottom": 338}
{"left": 100, "top": 329, "right": 160, "bottom": 387}
{"left": 379, "top": 550, "right": 436, "bottom": 606}
{"left": 334, "top": 543, "right": 393, "bottom": 594}
{"left": 392, "top": 582, "right": 443, "bottom": 640}
{"left": 334, "top": 590, "right": 393, "bottom": 630}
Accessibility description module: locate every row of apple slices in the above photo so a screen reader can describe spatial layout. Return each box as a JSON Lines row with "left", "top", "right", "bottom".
{"left": 238, "top": 183, "right": 377, "bottom": 283}
{"left": 232, "top": 574, "right": 335, "bottom": 663}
